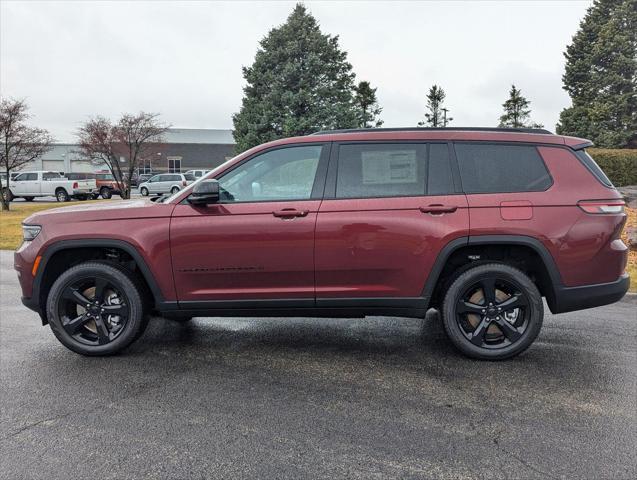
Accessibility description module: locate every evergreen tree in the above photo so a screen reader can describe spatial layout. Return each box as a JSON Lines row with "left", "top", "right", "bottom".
{"left": 418, "top": 85, "right": 452, "bottom": 127}
{"left": 556, "top": 0, "right": 636, "bottom": 148}
{"left": 232, "top": 4, "right": 359, "bottom": 152}
{"left": 353, "top": 81, "right": 383, "bottom": 128}
{"left": 498, "top": 85, "right": 542, "bottom": 128}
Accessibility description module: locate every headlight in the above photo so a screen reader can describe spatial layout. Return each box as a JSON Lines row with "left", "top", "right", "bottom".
{"left": 22, "top": 225, "right": 41, "bottom": 241}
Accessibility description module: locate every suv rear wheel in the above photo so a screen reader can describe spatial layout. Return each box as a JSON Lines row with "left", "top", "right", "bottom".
{"left": 442, "top": 263, "right": 543, "bottom": 360}
{"left": 46, "top": 262, "right": 148, "bottom": 356}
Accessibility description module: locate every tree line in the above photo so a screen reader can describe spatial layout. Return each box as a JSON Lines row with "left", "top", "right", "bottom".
{"left": 2, "top": 0, "right": 634, "bottom": 211}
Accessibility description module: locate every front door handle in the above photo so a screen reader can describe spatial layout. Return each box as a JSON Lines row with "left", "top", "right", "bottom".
{"left": 419, "top": 204, "right": 458, "bottom": 215}
{"left": 272, "top": 208, "right": 309, "bottom": 218}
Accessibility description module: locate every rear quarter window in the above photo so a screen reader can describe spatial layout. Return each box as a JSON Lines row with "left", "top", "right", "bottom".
{"left": 454, "top": 143, "right": 552, "bottom": 193}
{"left": 575, "top": 150, "right": 613, "bottom": 187}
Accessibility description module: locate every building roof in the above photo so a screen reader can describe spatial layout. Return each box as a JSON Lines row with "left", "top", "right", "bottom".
{"left": 162, "top": 128, "right": 234, "bottom": 144}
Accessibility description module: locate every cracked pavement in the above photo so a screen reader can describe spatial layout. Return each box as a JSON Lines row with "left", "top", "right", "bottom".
{"left": 1, "top": 250, "right": 636, "bottom": 479}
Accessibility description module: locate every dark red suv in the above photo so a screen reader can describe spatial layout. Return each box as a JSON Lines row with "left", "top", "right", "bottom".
{"left": 14, "top": 128, "right": 630, "bottom": 359}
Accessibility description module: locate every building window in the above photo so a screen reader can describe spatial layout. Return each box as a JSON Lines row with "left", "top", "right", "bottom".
{"left": 168, "top": 156, "right": 182, "bottom": 173}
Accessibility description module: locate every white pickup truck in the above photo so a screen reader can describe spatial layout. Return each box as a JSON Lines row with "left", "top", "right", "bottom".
{"left": 2, "top": 171, "right": 97, "bottom": 202}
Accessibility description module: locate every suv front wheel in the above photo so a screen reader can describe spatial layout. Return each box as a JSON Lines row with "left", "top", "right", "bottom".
{"left": 46, "top": 261, "right": 148, "bottom": 356}
{"left": 442, "top": 263, "right": 543, "bottom": 360}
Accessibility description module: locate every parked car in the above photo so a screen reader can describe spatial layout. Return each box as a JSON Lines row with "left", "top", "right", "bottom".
{"left": 65, "top": 172, "right": 122, "bottom": 199}
{"left": 184, "top": 169, "right": 210, "bottom": 179}
{"left": 138, "top": 173, "right": 195, "bottom": 196}
{"left": 134, "top": 173, "right": 156, "bottom": 187}
{"left": 15, "top": 127, "right": 629, "bottom": 358}
{"left": 3, "top": 170, "right": 96, "bottom": 202}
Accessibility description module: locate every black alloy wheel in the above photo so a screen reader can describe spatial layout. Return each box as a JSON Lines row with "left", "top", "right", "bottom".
{"left": 47, "top": 262, "right": 147, "bottom": 355}
{"left": 442, "top": 263, "right": 543, "bottom": 360}
{"left": 57, "top": 277, "right": 129, "bottom": 346}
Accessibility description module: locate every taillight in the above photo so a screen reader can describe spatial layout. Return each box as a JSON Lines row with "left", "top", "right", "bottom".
{"left": 72, "top": 182, "right": 78, "bottom": 189}
{"left": 577, "top": 200, "right": 625, "bottom": 214}
{"left": 182, "top": 181, "right": 187, "bottom": 186}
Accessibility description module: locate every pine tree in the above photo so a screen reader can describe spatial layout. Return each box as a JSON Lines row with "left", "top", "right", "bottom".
{"left": 232, "top": 4, "right": 359, "bottom": 152}
{"left": 556, "top": 0, "right": 637, "bottom": 148}
{"left": 418, "top": 85, "right": 452, "bottom": 127}
{"left": 353, "top": 81, "right": 383, "bottom": 128}
{"left": 498, "top": 85, "right": 542, "bottom": 128}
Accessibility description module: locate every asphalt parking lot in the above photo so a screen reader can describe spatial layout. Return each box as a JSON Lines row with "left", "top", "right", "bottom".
{"left": 1, "top": 251, "right": 635, "bottom": 479}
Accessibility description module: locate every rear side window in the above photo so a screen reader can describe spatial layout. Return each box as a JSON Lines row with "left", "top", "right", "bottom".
{"left": 43, "top": 172, "right": 61, "bottom": 180}
{"left": 455, "top": 143, "right": 552, "bottom": 193}
{"left": 335, "top": 143, "right": 455, "bottom": 199}
{"left": 336, "top": 144, "right": 426, "bottom": 198}
{"left": 575, "top": 150, "right": 613, "bottom": 187}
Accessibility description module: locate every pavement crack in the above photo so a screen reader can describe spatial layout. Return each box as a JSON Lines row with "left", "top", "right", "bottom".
{"left": 492, "top": 434, "right": 559, "bottom": 480}
{"left": 2, "top": 410, "right": 75, "bottom": 439}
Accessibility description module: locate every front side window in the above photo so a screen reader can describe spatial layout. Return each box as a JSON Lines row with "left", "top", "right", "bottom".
{"left": 455, "top": 143, "right": 552, "bottom": 193}
{"left": 218, "top": 145, "right": 323, "bottom": 202}
{"left": 25, "top": 173, "right": 38, "bottom": 181}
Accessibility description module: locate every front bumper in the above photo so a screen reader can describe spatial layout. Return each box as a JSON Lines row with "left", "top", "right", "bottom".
{"left": 551, "top": 273, "right": 630, "bottom": 314}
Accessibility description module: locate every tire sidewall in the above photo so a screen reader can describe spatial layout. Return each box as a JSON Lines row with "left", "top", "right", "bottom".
{"left": 56, "top": 189, "right": 69, "bottom": 202}
{"left": 140, "top": 187, "right": 149, "bottom": 196}
{"left": 442, "top": 263, "right": 544, "bottom": 360}
{"left": 46, "top": 262, "right": 145, "bottom": 356}
{"left": 100, "top": 187, "right": 112, "bottom": 199}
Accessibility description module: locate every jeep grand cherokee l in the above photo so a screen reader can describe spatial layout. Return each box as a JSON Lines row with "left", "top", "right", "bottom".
{"left": 14, "top": 128, "right": 629, "bottom": 359}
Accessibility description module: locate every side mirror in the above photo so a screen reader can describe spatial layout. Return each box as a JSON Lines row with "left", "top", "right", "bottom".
{"left": 188, "top": 179, "right": 220, "bottom": 205}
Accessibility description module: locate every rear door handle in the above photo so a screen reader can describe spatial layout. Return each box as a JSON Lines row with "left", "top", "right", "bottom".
{"left": 272, "top": 208, "right": 309, "bottom": 218}
{"left": 419, "top": 204, "right": 458, "bottom": 215}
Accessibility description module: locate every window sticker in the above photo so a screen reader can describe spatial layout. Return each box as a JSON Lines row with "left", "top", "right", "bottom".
{"left": 361, "top": 150, "right": 418, "bottom": 185}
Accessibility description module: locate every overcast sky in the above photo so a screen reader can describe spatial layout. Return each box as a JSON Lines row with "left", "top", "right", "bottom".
{"left": 1, "top": 0, "right": 590, "bottom": 143}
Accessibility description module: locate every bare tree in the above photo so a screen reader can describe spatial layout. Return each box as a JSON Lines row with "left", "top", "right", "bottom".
{"left": 77, "top": 112, "right": 168, "bottom": 199}
{"left": 0, "top": 98, "right": 54, "bottom": 211}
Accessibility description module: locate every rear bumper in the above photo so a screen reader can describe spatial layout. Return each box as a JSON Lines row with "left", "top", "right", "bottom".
{"left": 551, "top": 273, "right": 630, "bottom": 314}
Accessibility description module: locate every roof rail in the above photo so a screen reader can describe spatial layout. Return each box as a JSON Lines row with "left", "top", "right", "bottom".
{"left": 310, "top": 127, "right": 553, "bottom": 135}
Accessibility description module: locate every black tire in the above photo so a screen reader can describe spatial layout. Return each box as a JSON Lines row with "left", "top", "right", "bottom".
{"left": 76, "top": 195, "right": 88, "bottom": 201}
{"left": 441, "top": 263, "right": 543, "bottom": 360}
{"left": 46, "top": 261, "right": 148, "bottom": 356}
{"left": 24, "top": 196, "right": 34, "bottom": 202}
{"left": 55, "top": 188, "right": 70, "bottom": 202}
{"left": 92, "top": 193, "right": 100, "bottom": 200}
{"left": 170, "top": 186, "right": 180, "bottom": 194}
{"left": 2, "top": 188, "right": 13, "bottom": 202}
{"left": 140, "top": 187, "right": 149, "bottom": 196}
{"left": 100, "top": 187, "right": 112, "bottom": 199}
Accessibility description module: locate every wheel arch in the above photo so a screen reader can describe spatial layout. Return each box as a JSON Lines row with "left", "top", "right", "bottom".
{"left": 34, "top": 239, "right": 166, "bottom": 322}
{"left": 423, "top": 235, "right": 563, "bottom": 312}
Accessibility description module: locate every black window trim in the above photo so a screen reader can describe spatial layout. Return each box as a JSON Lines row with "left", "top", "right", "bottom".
{"left": 451, "top": 141, "right": 554, "bottom": 194}
{"left": 198, "top": 142, "right": 332, "bottom": 205}
{"left": 323, "top": 140, "right": 463, "bottom": 201}
{"left": 574, "top": 149, "right": 614, "bottom": 189}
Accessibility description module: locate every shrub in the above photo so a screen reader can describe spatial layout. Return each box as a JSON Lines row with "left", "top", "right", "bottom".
{"left": 588, "top": 148, "right": 637, "bottom": 187}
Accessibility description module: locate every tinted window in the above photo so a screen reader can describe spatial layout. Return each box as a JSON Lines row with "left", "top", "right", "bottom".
{"left": 43, "top": 172, "right": 61, "bottom": 180}
{"left": 25, "top": 173, "right": 38, "bottom": 181}
{"left": 218, "top": 145, "right": 322, "bottom": 202}
{"left": 96, "top": 174, "right": 114, "bottom": 180}
{"left": 427, "top": 143, "right": 454, "bottom": 195}
{"left": 575, "top": 150, "right": 613, "bottom": 187}
{"left": 184, "top": 174, "right": 196, "bottom": 181}
{"left": 455, "top": 144, "right": 551, "bottom": 193}
{"left": 336, "top": 144, "right": 427, "bottom": 198}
